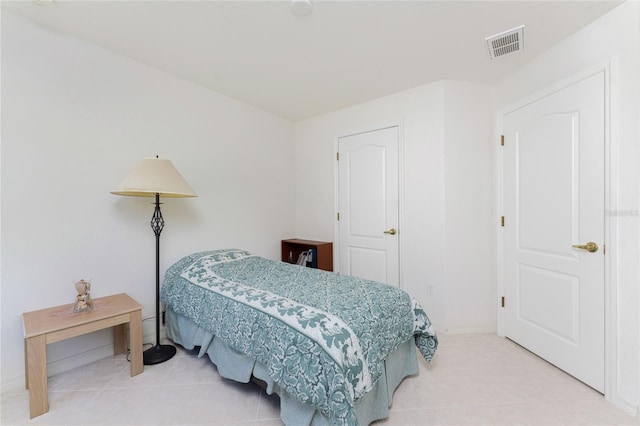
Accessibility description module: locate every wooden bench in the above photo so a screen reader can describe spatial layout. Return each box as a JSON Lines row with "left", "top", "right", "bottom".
{"left": 22, "top": 293, "right": 143, "bottom": 418}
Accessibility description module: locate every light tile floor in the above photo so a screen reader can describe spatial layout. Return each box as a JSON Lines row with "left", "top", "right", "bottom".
{"left": 1, "top": 333, "right": 636, "bottom": 425}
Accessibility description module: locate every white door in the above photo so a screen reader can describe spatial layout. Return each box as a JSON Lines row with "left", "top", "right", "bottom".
{"left": 503, "top": 72, "right": 605, "bottom": 392}
{"left": 337, "top": 126, "right": 399, "bottom": 286}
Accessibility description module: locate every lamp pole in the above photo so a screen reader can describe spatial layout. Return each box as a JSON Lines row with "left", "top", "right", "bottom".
{"left": 143, "top": 193, "right": 177, "bottom": 365}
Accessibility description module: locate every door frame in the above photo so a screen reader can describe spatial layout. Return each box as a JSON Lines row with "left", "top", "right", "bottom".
{"left": 496, "top": 60, "right": 618, "bottom": 402}
{"left": 333, "top": 120, "right": 405, "bottom": 288}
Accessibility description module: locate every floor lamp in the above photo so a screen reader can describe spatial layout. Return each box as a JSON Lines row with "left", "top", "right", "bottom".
{"left": 112, "top": 156, "right": 197, "bottom": 365}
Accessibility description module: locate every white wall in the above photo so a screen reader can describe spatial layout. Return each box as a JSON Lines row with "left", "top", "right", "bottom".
{"left": 442, "top": 81, "right": 496, "bottom": 331}
{"left": 293, "top": 81, "right": 495, "bottom": 332}
{"left": 493, "top": 0, "right": 640, "bottom": 415}
{"left": 1, "top": 12, "right": 295, "bottom": 388}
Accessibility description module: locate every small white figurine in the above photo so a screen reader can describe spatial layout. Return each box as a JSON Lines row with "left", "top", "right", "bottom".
{"left": 73, "top": 279, "right": 93, "bottom": 313}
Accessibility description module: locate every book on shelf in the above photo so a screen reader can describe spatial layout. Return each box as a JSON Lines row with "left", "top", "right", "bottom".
{"left": 308, "top": 248, "right": 318, "bottom": 268}
{"left": 295, "top": 248, "right": 318, "bottom": 268}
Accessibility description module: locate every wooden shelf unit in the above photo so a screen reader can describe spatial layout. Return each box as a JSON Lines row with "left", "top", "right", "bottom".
{"left": 281, "top": 239, "right": 333, "bottom": 272}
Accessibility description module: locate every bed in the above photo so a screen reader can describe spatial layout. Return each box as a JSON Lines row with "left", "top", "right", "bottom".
{"left": 160, "top": 249, "right": 438, "bottom": 425}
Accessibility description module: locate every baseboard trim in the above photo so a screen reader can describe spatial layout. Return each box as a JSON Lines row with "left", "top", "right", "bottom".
{"left": 433, "top": 325, "right": 497, "bottom": 335}
{"left": 607, "top": 396, "right": 640, "bottom": 420}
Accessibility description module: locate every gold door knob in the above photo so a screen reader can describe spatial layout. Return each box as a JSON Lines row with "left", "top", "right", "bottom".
{"left": 383, "top": 228, "right": 397, "bottom": 235}
{"left": 572, "top": 242, "right": 598, "bottom": 253}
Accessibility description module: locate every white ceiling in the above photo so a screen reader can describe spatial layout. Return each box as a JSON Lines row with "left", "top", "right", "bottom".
{"left": 1, "top": 0, "right": 622, "bottom": 121}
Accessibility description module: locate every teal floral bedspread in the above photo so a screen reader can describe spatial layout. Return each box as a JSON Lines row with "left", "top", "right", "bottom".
{"left": 161, "top": 249, "right": 437, "bottom": 425}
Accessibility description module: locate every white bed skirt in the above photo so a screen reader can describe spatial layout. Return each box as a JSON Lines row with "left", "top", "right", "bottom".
{"left": 165, "top": 307, "right": 419, "bottom": 425}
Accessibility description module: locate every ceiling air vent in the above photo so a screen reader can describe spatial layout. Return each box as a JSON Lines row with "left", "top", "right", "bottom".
{"left": 486, "top": 25, "right": 524, "bottom": 59}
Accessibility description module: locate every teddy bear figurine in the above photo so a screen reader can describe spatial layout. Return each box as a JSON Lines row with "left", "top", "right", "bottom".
{"left": 73, "top": 279, "right": 93, "bottom": 313}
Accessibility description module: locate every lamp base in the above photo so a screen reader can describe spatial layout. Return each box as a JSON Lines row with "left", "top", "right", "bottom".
{"left": 143, "top": 344, "right": 177, "bottom": 365}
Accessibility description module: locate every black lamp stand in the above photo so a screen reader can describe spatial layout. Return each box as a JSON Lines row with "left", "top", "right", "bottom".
{"left": 142, "top": 193, "right": 177, "bottom": 365}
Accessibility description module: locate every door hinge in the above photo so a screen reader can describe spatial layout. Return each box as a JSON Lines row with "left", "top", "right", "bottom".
{"left": 501, "top": 296, "right": 505, "bottom": 307}
{"left": 603, "top": 244, "right": 606, "bottom": 255}
{"left": 501, "top": 216, "right": 505, "bottom": 227}
{"left": 336, "top": 152, "right": 339, "bottom": 161}
{"left": 500, "top": 135, "right": 504, "bottom": 146}
{"left": 337, "top": 212, "right": 340, "bottom": 221}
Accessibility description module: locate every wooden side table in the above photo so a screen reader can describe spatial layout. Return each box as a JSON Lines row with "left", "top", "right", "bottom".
{"left": 22, "top": 293, "right": 143, "bottom": 418}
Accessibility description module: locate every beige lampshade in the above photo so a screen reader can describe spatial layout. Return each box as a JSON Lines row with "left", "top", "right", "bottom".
{"left": 111, "top": 157, "right": 197, "bottom": 198}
